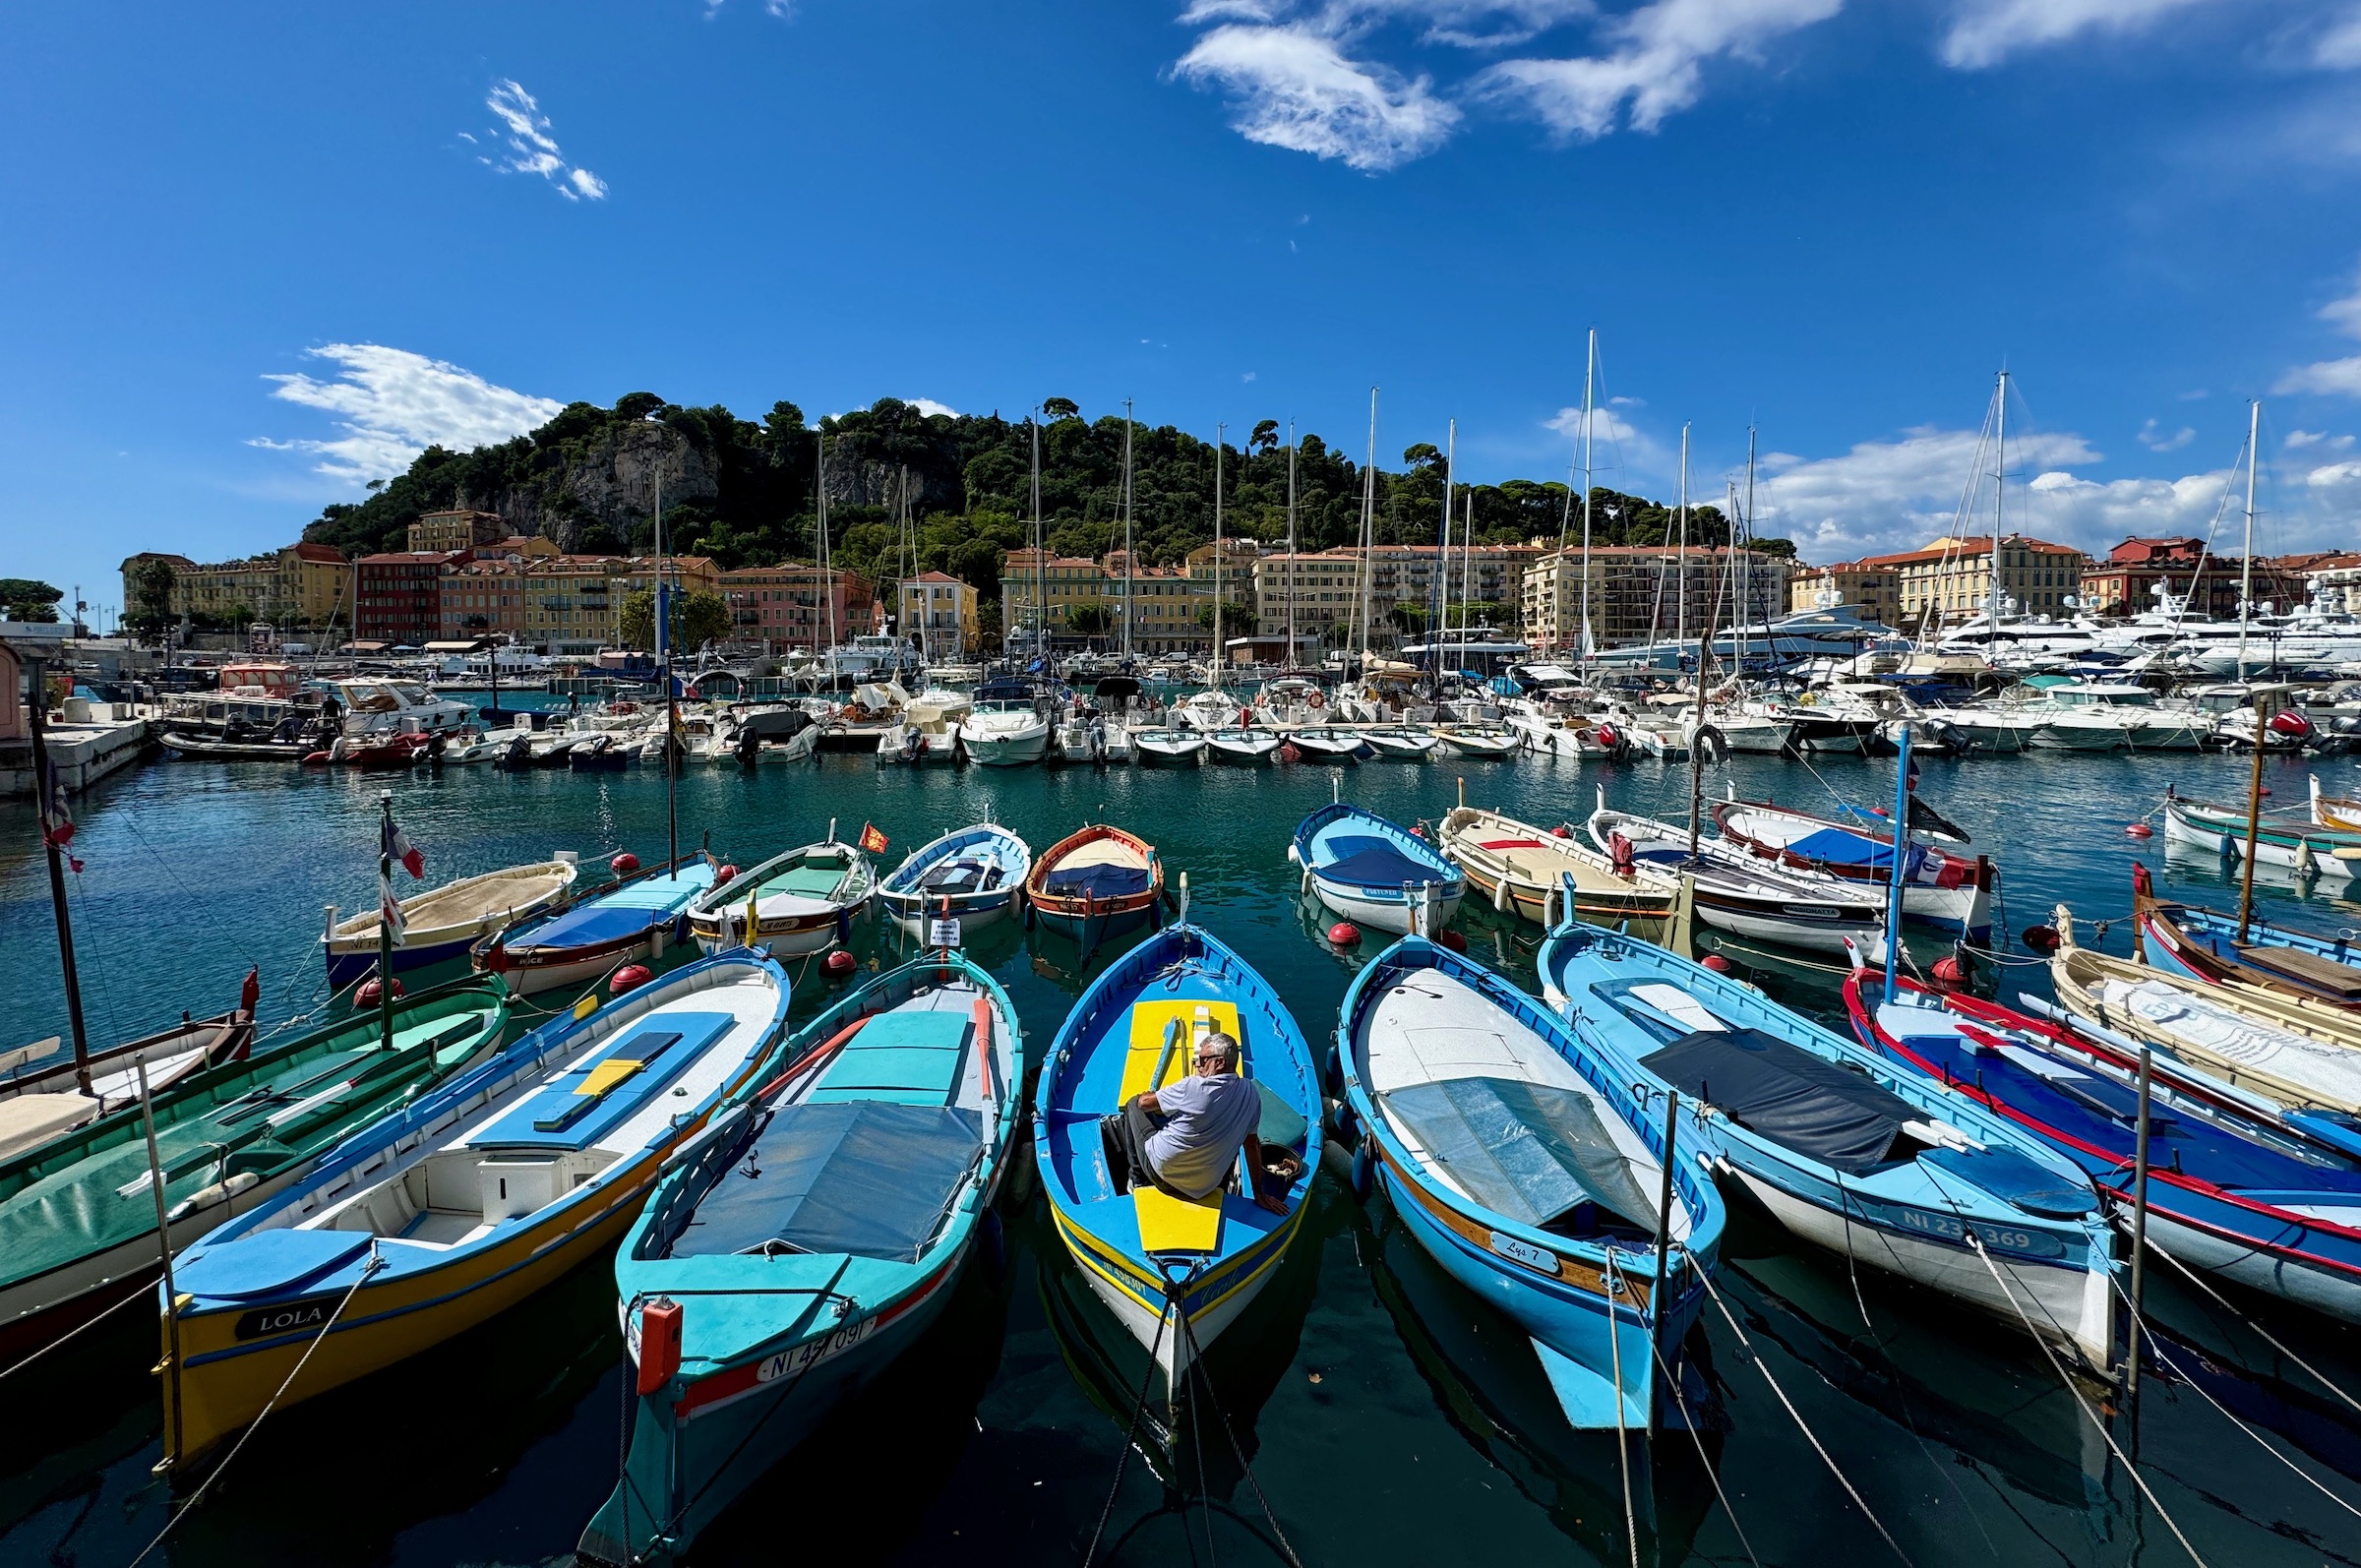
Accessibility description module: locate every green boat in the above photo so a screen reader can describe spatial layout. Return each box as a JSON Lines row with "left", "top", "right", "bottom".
{"left": 0, "top": 975, "right": 511, "bottom": 1361}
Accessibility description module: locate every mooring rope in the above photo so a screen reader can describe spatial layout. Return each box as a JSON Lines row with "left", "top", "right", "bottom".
{"left": 2135, "top": 1232, "right": 2361, "bottom": 1417}
{"left": 1081, "top": 1282, "right": 1177, "bottom": 1568}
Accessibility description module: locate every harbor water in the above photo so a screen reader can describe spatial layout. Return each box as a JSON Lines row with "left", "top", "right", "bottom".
{"left": 4, "top": 744, "right": 2359, "bottom": 1566}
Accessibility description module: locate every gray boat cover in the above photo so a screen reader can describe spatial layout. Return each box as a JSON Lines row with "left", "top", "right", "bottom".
{"left": 1642, "top": 1028, "right": 1916, "bottom": 1175}
{"left": 1382, "top": 1076, "right": 1658, "bottom": 1233}
{"left": 667, "top": 1101, "right": 984, "bottom": 1263}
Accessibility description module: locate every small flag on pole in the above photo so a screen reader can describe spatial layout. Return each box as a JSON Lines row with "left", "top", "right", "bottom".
{"left": 40, "top": 760, "right": 83, "bottom": 874}
{"left": 858, "top": 822, "right": 889, "bottom": 855}
{"left": 382, "top": 814, "right": 425, "bottom": 880}
{"left": 380, "top": 810, "right": 424, "bottom": 943}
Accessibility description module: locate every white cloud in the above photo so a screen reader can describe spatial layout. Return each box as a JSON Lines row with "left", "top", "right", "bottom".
{"left": 1939, "top": 0, "right": 2220, "bottom": 70}
{"left": 254, "top": 343, "right": 562, "bottom": 482}
{"left": 908, "top": 397, "right": 959, "bottom": 418}
{"left": 1478, "top": 0, "right": 1844, "bottom": 139}
{"left": 2277, "top": 258, "right": 2361, "bottom": 396}
{"left": 1174, "top": 23, "right": 1462, "bottom": 170}
{"left": 480, "top": 80, "right": 607, "bottom": 202}
{"left": 2286, "top": 428, "right": 2357, "bottom": 449}
{"left": 1544, "top": 402, "right": 1661, "bottom": 468}
{"left": 2138, "top": 417, "right": 2195, "bottom": 451}
{"left": 2320, "top": 4, "right": 2361, "bottom": 66}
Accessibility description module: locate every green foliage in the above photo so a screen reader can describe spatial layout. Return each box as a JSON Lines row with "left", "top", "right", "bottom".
{"left": 1066, "top": 602, "right": 1114, "bottom": 637}
{"left": 0, "top": 578, "right": 63, "bottom": 621}
{"left": 127, "top": 559, "right": 178, "bottom": 632}
{"left": 618, "top": 587, "right": 732, "bottom": 652}
{"left": 1195, "top": 600, "right": 1251, "bottom": 632}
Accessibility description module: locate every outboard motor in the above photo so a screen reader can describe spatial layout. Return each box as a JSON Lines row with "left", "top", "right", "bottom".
{"left": 736, "top": 726, "right": 762, "bottom": 768}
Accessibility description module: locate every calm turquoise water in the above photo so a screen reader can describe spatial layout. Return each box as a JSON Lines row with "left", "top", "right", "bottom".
{"left": 4, "top": 746, "right": 2359, "bottom": 1567}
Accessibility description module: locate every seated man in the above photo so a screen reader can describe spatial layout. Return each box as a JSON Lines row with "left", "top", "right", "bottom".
{"left": 1103, "top": 1030, "right": 1290, "bottom": 1214}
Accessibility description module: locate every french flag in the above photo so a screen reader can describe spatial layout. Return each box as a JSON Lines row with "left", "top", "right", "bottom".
{"left": 382, "top": 814, "right": 425, "bottom": 879}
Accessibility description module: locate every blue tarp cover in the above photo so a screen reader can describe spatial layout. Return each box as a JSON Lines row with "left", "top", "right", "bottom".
{"left": 1381, "top": 1076, "right": 1657, "bottom": 1232}
{"left": 667, "top": 1101, "right": 984, "bottom": 1263}
{"left": 1315, "top": 835, "right": 1449, "bottom": 889}
{"left": 512, "top": 903, "right": 665, "bottom": 950}
{"left": 1043, "top": 864, "right": 1151, "bottom": 900}
{"left": 1780, "top": 826, "right": 1924, "bottom": 875}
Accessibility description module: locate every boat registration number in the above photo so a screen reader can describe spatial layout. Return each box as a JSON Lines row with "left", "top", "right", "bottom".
{"left": 1895, "top": 1208, "right": 2041, "bottom": 1255}
{"left": 756, "top": 1313, "right": 877, "bottom": 1382}
{"left": 1486, "top": 1231, "right": 1562, "bottom": 1275}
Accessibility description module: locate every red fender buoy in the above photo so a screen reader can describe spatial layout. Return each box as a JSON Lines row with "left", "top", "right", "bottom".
{"left": 823, "top": 949, "right": 858, "bottom": 979}
{"left": 1329, "top": 922, "right": 1362, "bottom": 947}
{"left": 1931, "top": 955, "right": 1964, "bottom": 986}
{"left": 1549, "top": 824, "right": 1572, "bottom": 838}
{"left": 610, "top": 964, "right": 653, "bottom": 995}
{"left": 356, "top": 976, "right": 404, "bottom": 1007}
{"left": 611, "top": 852, "right": 640, "bottom": 875}
{"left": 1437, "top": 931, "right": 1468, "bottom": 953}
{"left": 2126, "top": 822, "right": 2153, "bottom": 839}
{"left": 1700, "top": 954, "right": 1732, "bottom": 974}
{"left": 2023, "top": 925, "right": 2062, "bottom": 955}
{"left": 714, "top": 864, "right": 738, "bottom": 886}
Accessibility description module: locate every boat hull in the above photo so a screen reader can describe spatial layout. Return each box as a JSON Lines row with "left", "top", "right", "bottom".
{"left": 480, "top": 922, "right": 680, "bottom": 995}
{"left": 1307, "top": 875, "right": 1463, "bottom": 937}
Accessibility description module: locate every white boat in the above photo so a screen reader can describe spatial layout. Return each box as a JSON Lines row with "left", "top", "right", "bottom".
{"left": 1923, "top": 704, "right": 2046, "bottom": 754}
{"left": 1587, "top": 806, "right": 1887, "bottom": 957}
{"left": 1206, "top": 728, "right": 1281, "bottom": 764}
{"left": 1178, "top": 690, "right": 1246, "bottom": 733}
{"left": 1131, "top": 727, "right": 1208, "bottom": 766}
{"left": 687, "top": 834, "right": 877, "bottom": 958}
{"left": 877, "top": 693, "right": 968, "bottom": 765}
{"left": 1361, "top": 725, "right": 1438, "bottom": 760}
{"left": 960, "top": 679, "right": 1054, "bottom": 767}
{"left": 1287, "top": 727, "right": 1368, "bottom": 763}
{"left": 875, "top": 823, "right": 1033, "bottom": 934}
{"left": 1430, "top": 724, "right": 1520, "bottom": 759}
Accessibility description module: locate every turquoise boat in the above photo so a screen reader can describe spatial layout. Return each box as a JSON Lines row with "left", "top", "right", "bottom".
{"left": 578, "top": 951, "right": 1022, "bottom": 1566}
{"left": 0, "top": 977, "right": 510, "bottom": 1361}
{"left": 1034, "top": 904, "right": 1321, "bottom": 1392}
{"left": 159, "top": 953, "right": 789, "bottom": 1466}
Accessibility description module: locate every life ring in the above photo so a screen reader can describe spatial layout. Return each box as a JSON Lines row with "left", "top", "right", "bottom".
{"left": 1307, "top": 690, "right": 1326, "bottom": 709}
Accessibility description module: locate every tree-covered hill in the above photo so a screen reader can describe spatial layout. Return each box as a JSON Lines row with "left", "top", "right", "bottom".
{"left": 303, "top": 392, "right": 1793, "bottom": 600}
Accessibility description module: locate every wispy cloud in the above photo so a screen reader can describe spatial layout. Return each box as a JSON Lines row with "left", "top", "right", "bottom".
{"left": 2275, "top": 257, "right": 2361, "bottom": 396}
{"left": 1174, "top": 22, "right": 1461, "bottom": 170}
{"left": 253, "top": 344, "right": 562, "bottom": 481}
{"left": 1479, "top": 0, "right": 1844, "bottom": 140}
{"left": 2138, "top": 417, "right": 2196, "bottom": 451}
{"left": 479, "top": 80, "right": 608, "bottom": 202}
{"left": 908, "top": 397, "right": 959, "bottom": 418}
{"left": 1938, "top": 0, "right": 2222, "bottom": 71}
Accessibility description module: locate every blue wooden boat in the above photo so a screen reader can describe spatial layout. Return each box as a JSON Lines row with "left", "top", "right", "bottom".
{"left": 1539, "top": 918, "right": 2115, "bottom": 1370}
{"left": 1337, "top": 935, "right": 1724, "bottom": 1430}
{"left": 474, "top": 858, "right": 716, "bottom": 997}
{"left": 1290, "top": 802, "right": 1463, "bottom": 936}
{"left": 577, "top": 953, "right": 1021, "bottom": 1566}
{"left": 2129, "top": 863, "right": 2361, "bottom": 1009}
{"left": 1844, "top": 970, "right": 2361, "bottom": 1325}
{"left": 160, "top": 954, "right": 789, "bottom": 1465}
{"left": 875, "top": 821, "right": 1032, "bottom": 935}
{"left": 1035, "top": 903, "right": 1321, "bottom": 1391}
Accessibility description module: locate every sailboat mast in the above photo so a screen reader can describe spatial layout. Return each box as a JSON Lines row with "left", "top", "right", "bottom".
{"left": 1357, "top": 387, "right": 1378, "bottom": 671}
{"left": 24, "top": 658, "right": 91, "bottom": 1090}
{"left": 1674, "top": 424, "right": 1690, "bottom": 653}
{"left": 1460, "top": 494, "right": 1475, "bottom": 655}
{"left": 816, "top": 431, "right": 835, "bottom": 671}
{"left": 1213, "top": 423, "right": 1225, "bottom": 694}
{"left": 1989, "top": 371, "right": 2006, "bottom": 650}
{"left": 1029, "top": 414, "right": 1045, "bottom": 667}
{"left": 1122, "top": 397, "right": 1135, "bottom": 665}
{"left": 1435, "top": 419, "right": 1455, "bottom": 681}
{"left": 2239, "top": 398, "right": 2260, "bottom": 679}
{"left": 657, "top": 466, "right": 676, "bottom": 870}
{"left": 1739, "top": 426, "right": 1756, "bottom": 674}
{"left": 1287, "top": 419, "right": 1299, "bottom": 670}
{"left": 1580, "top": 330, "right": 1597, "bottom": 663}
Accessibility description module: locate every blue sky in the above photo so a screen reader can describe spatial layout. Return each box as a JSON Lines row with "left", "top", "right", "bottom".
{"left": 6, "top": 0, "right": 2361, "bottom": 622}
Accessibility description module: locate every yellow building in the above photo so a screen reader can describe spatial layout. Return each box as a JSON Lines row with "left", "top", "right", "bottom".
{"left": 406, "top": 510, "right": 509, "bottom": 553}
{"left": 1858, "top": 534, "right": 2089, "bottom": 630}
{"left": 1251, "top": 550, "right": 1364, "bottom": 643}
{"left": 1787, "top": 561, "right": 1903, "bottom": 626}
{"left": 122, "top": 543, "right": 354, "bottom": 630}
{"left": 1521, "top": 546, "right": 1796, "bottom": 652}
{"left": 897, "top": 572, "right": 980, "bottom": 657}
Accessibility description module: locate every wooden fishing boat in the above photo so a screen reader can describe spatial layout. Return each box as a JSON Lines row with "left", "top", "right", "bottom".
{"left": 1588, "top": 807, "right": 1886, "bottom": 958}
{"left": 1206, "top": 728, "right": 1282, "bottom": 764}
{"left": 323, "top": 860, "right": 579, "bottom": 986}
{"left": 2128, "top": 863, "right": 2361, "bottom": 1009}
{"left": 160, "top": 735, "right": 319, "bottom": 762}
{"left": 875, "top": 822, "right": 1031, "bottom": 935}
{"left": 1711, "top": 791, "right": 1996, "bottom": 940}
{"left": 2048, "top": 909, "right": 2361, "bottom": 1115}
{"left": 1035, "top": 909, "right": 1320, "bottom": 1392}
{"left": 0, "top": 976, "right": 510, "bottom": 1360}
{"left": 160, "top": 955, "right": 789, "bottom": 1467}
{"left": 1436, "top": 806, "right": 1692, "bottom": 952}
{"left": 2314, "top": 773, "right": 2361, "bottom": 833}
{"left": 1542, "top": 921, "right": 2114, "bottom": 1369}
{"left": 1431, "top": 723, "right": 1520, "bottom": 758}
{"left": 2162, "top": 793, "right": 2361, "bottom": 882}
{"left": 0, "top": 1006, "right": 256, "bottom": 1163}
{"left": 1131, "top": 727, "right": 1208, "bottom": 766}
{"left": 579, "top": 953, "right": 1020, "bottom": 1566}
{"left": 1026, "top": 823, "right": 1163, "bottom": 946}
{"left": 1291, "top": 803, "right": 1462, "bottom": 936}
{"left": 475, "top": 859, "right": 717, "bottom": 997}
{"left": 1846, "top": 972, "right": 2361, "bottom": 1325}
{"left": 686, "top": 832, "right": 875, "bottom": 958}
{"left": 1286, "top": 726, "right": 1370, "bottom": 763}
{"left": 1337, "top": 935, "right": 1725, "bottom": 1429}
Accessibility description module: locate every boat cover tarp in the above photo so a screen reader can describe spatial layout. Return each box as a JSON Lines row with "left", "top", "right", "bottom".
{"left": 1642, "top": 1028, "right": 1915, "bottom": 1175}
{"left": 1316, "top": 836, "right": 1449, "bottom": 888}
{"left": 1043, "top": 864, "right": 1152, "bottom": 900}
{"left": 1780, "top": 826, "right": 1924, "bottom": 875}
{"left": 1382, "top": 1075, "right": 1657, "bottom": 1233}
{"left": 920, "top": 857, "right": 1005, "bottom": 895}
{"left": 513, "top": 903, "right": 665, "bottom": 950}
{"left": 668, "top": 1101, "right": 983, "bottom": 1263}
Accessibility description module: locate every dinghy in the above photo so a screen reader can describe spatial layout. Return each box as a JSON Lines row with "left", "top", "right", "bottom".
{"left": 475, "top": 859, "right": 715, "bottom": 997}
{"left": 1361, "top": 725, "right": 1438, "bottom": 760}
{"left": 2048, "top": 909, "right": 2361, "bottom": 1115}
{"left": 161, "top": 954, "right": 788, "bottom": 1466}
{"left": 1588, "top": 806, "right": 1886, "bottom": 958}
{"left": 1711, "top": 791, "right": 1996, "bottom": 941}
{"left": 1131, "top": 727, "right": 1209, "bottom": 766}
{"left": 579, "top": 953, "right": 1020, "bottom": 1566}
{"left": 1436, "top": 805, "right": 1692, "bottom": 951}
{"left": 2315, "top": 773, "right": 2361, "bottom": 833}
{"left": 1846, "top": 970, "right": 2361, "bottom": 1326}
{"left": 0, "top": 976, "right": 509, "bottom": 1360}
{"left": 1431, "top": 723, "right": 1520, "bottom": 759}
{"left": 876, "top": 822, "right": 1032, "bottom": 935}
{"left": 2127, "top": 864, "right": 2361, "bottom": 1008}
{"left": 1337, "top": 935, "right": 1725, "bottom": 1430}
{"left": 1291, "top": 804, "right": 1462, "bottom": 936}
{"left": 1541, "top": 919, "right": 2114, "bottom": 1369}
{"left": 1026, "top": 823, "right": 1164, "bottom": 947}
{"left": 686, "top": 831, "right": 876, "bottom": 958}
{"left": 2163, "top": 793, "right": 2361, "bottom": 882}
{"left": 1206, "top": 728, "right": 1282, "bottom": 764}
{"left": 323, "top": 860, "right": 579, "bottom": 987}
{"left": 1286, "top": 726, "right": 1370, "bottom": 763}
{"left": 1035, "top": 903, "right": 1320, "bottom": 1391}
{"left": 0, "top": 1005, "right": 255, "bottom": 1163}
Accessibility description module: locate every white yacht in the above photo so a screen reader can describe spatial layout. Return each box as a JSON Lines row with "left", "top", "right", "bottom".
{"left": 959, "top": 678, "right": 1054, "bottom": 766}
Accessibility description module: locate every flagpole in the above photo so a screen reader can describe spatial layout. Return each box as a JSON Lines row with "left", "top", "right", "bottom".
{"left": 378, "top": 791, "right": 396, "bottom": 1052}
{"left": 24, "top": 655, "right": 91, "bottom": 1093}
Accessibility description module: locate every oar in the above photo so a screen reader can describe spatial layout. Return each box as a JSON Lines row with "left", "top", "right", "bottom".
{"left": 1151, "top": 1016, "right": 1182, "bottom": 1092}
